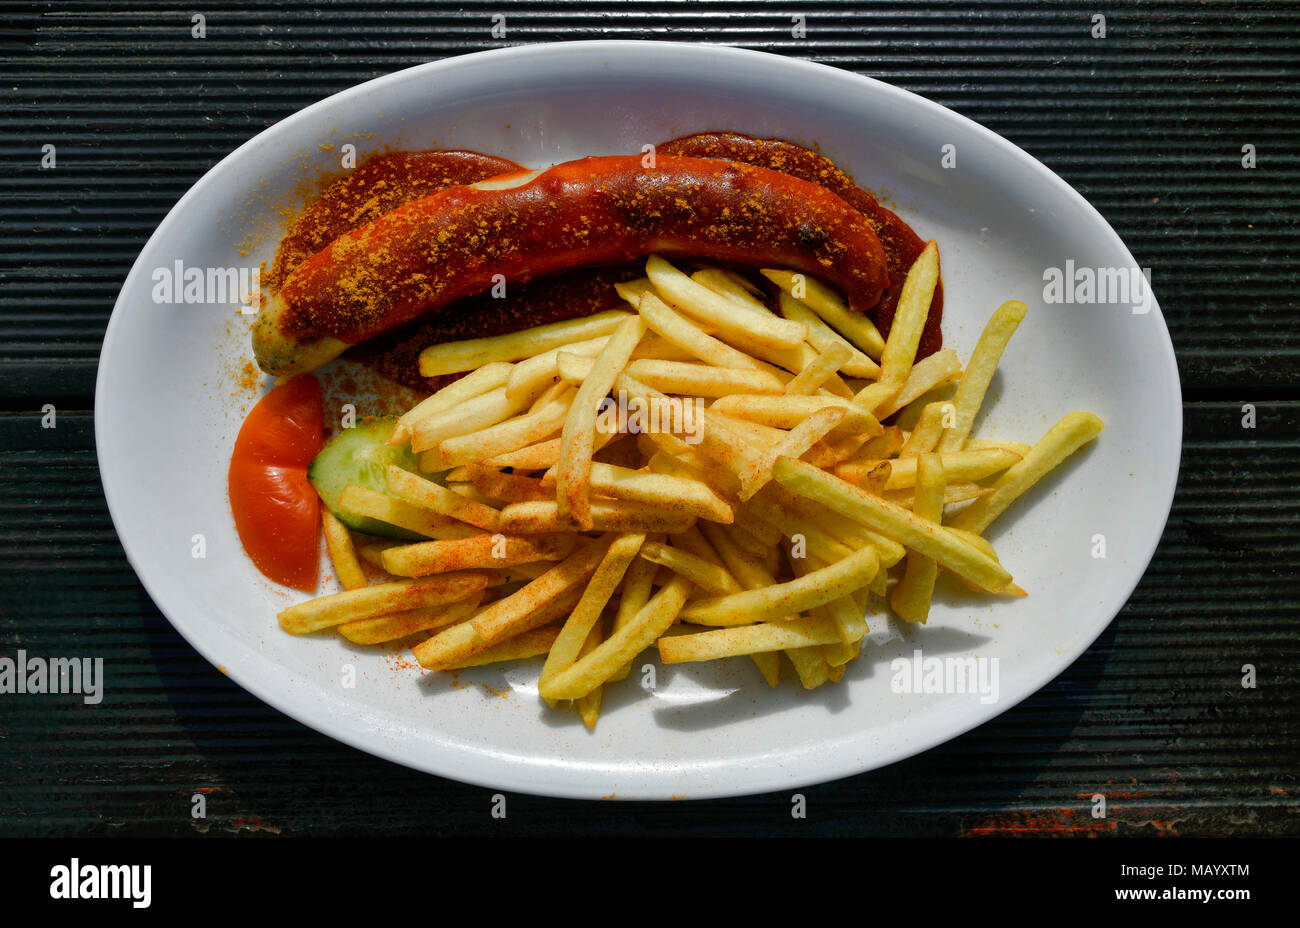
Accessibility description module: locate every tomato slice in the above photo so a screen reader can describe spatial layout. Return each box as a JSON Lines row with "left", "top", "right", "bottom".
{"left": 228, "top": 375, "right": 324, "bottom": 592}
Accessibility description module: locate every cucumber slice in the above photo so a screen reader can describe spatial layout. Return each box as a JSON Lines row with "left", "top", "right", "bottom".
{"left": 307, "top": 416, "right": 426, "bottom": 540}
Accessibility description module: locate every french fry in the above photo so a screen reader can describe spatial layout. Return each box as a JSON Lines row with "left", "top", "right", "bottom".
{"left": 777, "top": 292, "right": 881, "bottom": 379}
{"left": 386, "top": 465, "right": 502, "bottom": 532}
{"left": 418, "top": 309, "right": 632, "bottom": 377}
{"left": 542, "top": 461, "right": 733, "bottom": 524}
{"left": 889, "top": 453, "right": 945, "bottom": 623}
{"left": 639, "top": 541, "right": 743, "bottom": 595}
{"left": 733, "top": 406, "right": 848, "bottom": 500}
{"left": 358, "top": 540, "right": 401, "bottom": 570}
{"left": 321, "top": 510, "right": 367, "bottom": 590}
{"left": 938, "top": 300, "right": 1028, "bottom": 451}
{"left": 882, "top": 483, "right": 989, "bottom": 508}
{"left": 497, "top": 499, "right": 698, "bottom": 535}
{"left": 842, "top": 426, "right": 905, "bottom": 463}
{"left": 710, "top": 394, "right": 881, "bottom": 437}
{"left": 879, "top": 241, "right": 940, "bottom": 386}
{"left": 539, "top": 575, "right": 693, "bottom": 701}
{"left": 966, "top": 439, "right": 1033, "bottom": 456}
{"left": 414, "top": 587, "right": 584, "bottom": 670}
{"left": 637, "top": 291, "right": 771, "bottom": 373}
{"left": 505, "top": 335, "right": 611, "bottom": 402}
{"left": 464, "top": 465, "right": 552, "bottom": 503}
{"left": 480, "top": 428, "right": 619, "bottom": 470}
{"left": 782, "top": 341, "right": 855, "bottom": 396}
{"left": 660, "top": 614, "right": 845, "bottom": 662}
{"left": 381, "top": 532, "right": 575, "bottom": 577}
{"left": 409, "top": 385, "right": 535, "bottom": 454}
{"left": 772, "top": 456, "right": 1012, "bottom": 592}
{"left": 338, "top": 593, "right": 484, "bottom": 644}
{"left": 278, "top": 570, "right": 494, "bottom": 634}
{"left": 470, "top": 537, "right": 613, "bottom": 643}
{"left": 897, "top": 402, "right": 949, "bottom": 458}
{"left": 434, "top": 395, "right": 571, "bottom": 466}
{"left": 606, "top": 539, "right": 661, "bottom": 683}
{"left": 622, "top": 358, "right": 786, "bottom": 397}
{"left": 436, "top": 624, "right": 564, "bottom": 671}
{"left": 390, "top": 362, "right": 513, "bottom": 445}
{"left": 845, "top": 448, "right": 1021, "bottom": 490}
{"left": 574, "top": 618, "right": 605, "bottom": 728}
{"left": 872, "top": 348, "right": 963, "bottom": 419}
{"left": 680, "top": 546, "right": 879, "bottom": 627}
{"left": 646, "top": 254, "right": 808, "bottom": 350}
{"left": 338, "top": 485, "right": 479, "bottom": 540}
{"left": 539, "top": 532, "right": 645, "bottom": 697}
{"left": 949, "top": 412, "right": 1104, "bottom": 534}
{"left": 760, "top": 268, "right": 885, "bottom": 357}
{"left": 556, "top": 314, "right": 646, "bottom": 528}
{"left": 946, "top": 527, "right": 1027, "bottom": 596}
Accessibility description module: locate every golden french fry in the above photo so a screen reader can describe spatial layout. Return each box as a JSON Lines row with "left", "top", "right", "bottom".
{"left": 949, "top": 412, "right": 1104, "bottom": 534}
{"left": 390, "top": 362, "right": 514, "bottom": 445}
{"left": 889, "top": 453, "right": 945, "bottom": 623}
{"left": 680, "top": 546, "right": 879, "bottom": 627}
{"left": 646, "top": 254, "right": 807, "bottom": 350}
{"left": 278, "top": 570, "right": 494, "bottom": 634}
{"left": 381, "top": 532, "right": 574, "bottom": 577}
{"left": 777, "top": 292, "right": 881, "bottom": 379}
{"left": 410, "top": 385, "right": 534, "bottom": 454}
{"left": 386, "top": 465, "right": 502, "bottom": 532}
{"left": 418, "top": 309, "right": 632, "bottom": 377}
{"left": 966, "top": 439, "right": 1033, "bottom": 456}
{"left": 539, "top": 576, "right": 693, "bottom": 701}
{"left": 637, "top": 291, "right": 772, "bottom": 373}
{"left": 879, "top": 241, "right": 940, "bottom": 385}
{"left": 437, "top": 624, "right": 564, "bottom": 671}
{"left": 574, "top": 618, "right": 605, "bottom": 729}
{"left": 464, "top": 465, "right": 552, "bottom": 503}
{"left": 539, "top": 532, "right": 645, "bottom": 695}
{"left": 357, "top": 540, "right": 401, "bottom": 570}
{"left": 435, "top": 395, "right": 571, "bottom": 466}
{"left": 883, "top": 483, "right": 989, "bottom": 508}
{"left": 321, "top": 509, "right": 367, "bottom": 590}
{"left": 622, "top": 358, "right": 785, "bottom": 397}
{"left": 471, "top": 537, "right": 613, "bottom": 643}
{"left": 639, "top": 541, "right": 743, "bottom": 595}
{"left": 497, "top": 499, "right": 697, "bottom": 535}
{"left": 414, "top": 587, "right": 583, "bottom": 669}
{"left": 872, "top": 348, "right": 963, "bottom": 419}
{"left": 772, "top": 456, "right": 1012, "bottom": 592}
{"left": 505, "top": 335, "right": 611, "bottom": 402}
{"left": 338, "top": 485, "right": 479, "bottom": 540}
{"left": 338, "top": 593, "right": 483, "bottom": 644}
{"left": 480, "top": 428, "right": 619, "bottom": 470}
{"left": 556, "top": 314, "right": 646, "bottom": 528}
{"left": 760, "top": 268, "right": 885, "bottom": 357}
{"left": 782, "top": 341, "right": 855, "bottom": 396}
{"left": 660, "top": 614, "right": 844, "bottom": 662}
{"left": 543, "top": 461, "right": 733, "bottom": 524}
{"left": 897, "top": 402, "right": 949, "bottom": 458}
{"left": 709, "top": 394, "right": 881, "bottom": 436}
{"left": 938, "top": 300, "right": 1028, "bottom": 451}
{"left": 846, "top": 448, "right": 1021, "bottom": 490}
{"left": 733, "top": 406, "right": 848, "bottom": 500}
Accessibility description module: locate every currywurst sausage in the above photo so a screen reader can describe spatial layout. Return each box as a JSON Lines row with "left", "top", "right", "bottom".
{"left": 253, "top": 154, "right": 892, "bottom": 376}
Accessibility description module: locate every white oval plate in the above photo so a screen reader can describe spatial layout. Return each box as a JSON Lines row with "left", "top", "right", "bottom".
{"left": 97, "top": 41, "right": 1180, "bottom": 800}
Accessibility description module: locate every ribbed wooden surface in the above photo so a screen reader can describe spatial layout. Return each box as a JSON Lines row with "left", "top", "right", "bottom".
{"left": 1, "top": 1, "right": 1296, "bottom": 835}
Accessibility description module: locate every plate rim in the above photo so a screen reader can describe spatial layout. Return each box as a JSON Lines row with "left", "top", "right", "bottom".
{"left": 95, "top": 40, "right": 1183, "bottom": 800}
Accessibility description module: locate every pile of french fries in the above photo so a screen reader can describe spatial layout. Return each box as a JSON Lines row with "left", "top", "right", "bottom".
{"left": 278, "top": 247, "right": 1104, "bottom": 729}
